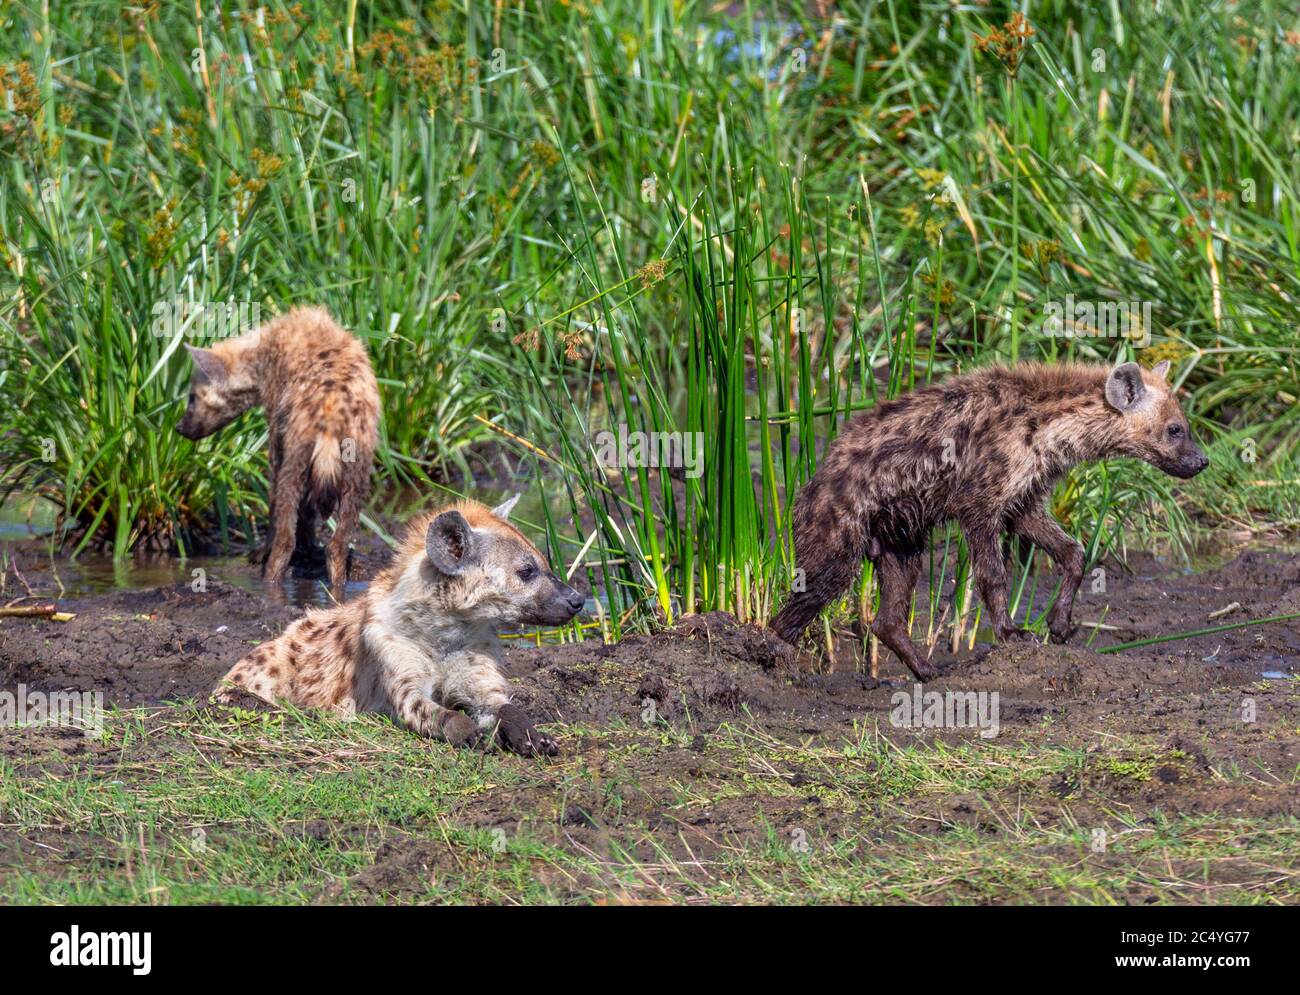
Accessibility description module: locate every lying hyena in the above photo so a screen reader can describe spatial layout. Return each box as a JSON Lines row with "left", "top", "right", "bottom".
{"left": 770, "top": 361, "right": 1209, "bottom": 680}
{"left": 213, "top": 497, "right": 584, "bottom": 755}
{"left": 177, "top": 306, "right": 379, "bottom": 594}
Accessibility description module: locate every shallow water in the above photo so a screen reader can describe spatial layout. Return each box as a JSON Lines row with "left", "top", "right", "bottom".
{"left": 13, "top": 551, "right": 365, "bottom": 609}
{"left": 0, "top": 493, "right": 58, "bottom": 541}
{"left": 0, "top": 486, "right": 545, "bottom": 608}
{"left": 16, "top": 545, "right": 600, "bottom": 615}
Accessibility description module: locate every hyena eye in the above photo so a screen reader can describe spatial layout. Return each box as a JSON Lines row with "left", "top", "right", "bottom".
{"left": 516, "top": 563, "right": 538, "bottom": 582}
{"left": 1167, "top": 424, "right": 1183, "bottom": 439}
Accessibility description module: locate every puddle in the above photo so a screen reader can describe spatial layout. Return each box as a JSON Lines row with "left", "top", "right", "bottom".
{"left": 9, "top": 545, "right": 603, "bottom": 616}
{"left": 10, "top": 552, "right": 366, "bottom": 609}
{"left": 0, "top": 493, "right": 58, "bottom": 541}
{"left": 0, "top": 483, "right": 564, "bottom": 605}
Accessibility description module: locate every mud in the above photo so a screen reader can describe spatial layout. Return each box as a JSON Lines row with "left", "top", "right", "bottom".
{"left": 1, "top": 543, "right": 1298, "bottom": 903}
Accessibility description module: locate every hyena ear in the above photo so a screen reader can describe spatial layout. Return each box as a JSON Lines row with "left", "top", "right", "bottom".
{"left": 490, "top": 493, "right": 521, "bottom": 521}
{"left": 1104, "top": 362, "right": 1147, "bottom": 412}
{"left": 1151, "top": 359, "right": 1171, "bottom": 381}
{"left": 185, "top": 344, "right": 227, "bottom": 385}
{"left": 425, "top": 511, "right": 477, "bottom": 576}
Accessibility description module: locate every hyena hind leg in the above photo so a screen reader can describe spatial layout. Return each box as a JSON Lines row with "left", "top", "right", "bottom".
{"left": 294, "top": 503, "right": 320, "bottom": 554}
{"left": 870, "top": 551, "right": 938, "bottom": 682}
{"left": 769, "top": 590, "right": 827, "bottom": 646}
{"left": 264, "top": 452, "right": 310, "bottom": 592}
{"left": 213, "top": 684, "right": 269, "bottom": 707}
{"left": 212, "top": 671, "right": 277, "bottom": 708}
{"left": 325, "top": 479, "right": 365, "bottom": 595}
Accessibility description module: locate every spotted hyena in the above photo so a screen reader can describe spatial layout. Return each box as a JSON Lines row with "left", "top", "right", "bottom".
{"left": 177, "top": 306, "right": 379, "bottom": 594}
{"left": 214, "top": 496, "right": 585, "bottom": 755}
{"left": 769, "top": 361, "right": 1209, "bottom": 680}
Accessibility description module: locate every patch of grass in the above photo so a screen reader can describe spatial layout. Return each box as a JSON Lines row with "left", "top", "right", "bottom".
{"left": 1097, "top": 748, "right": 1193, "bottom": 785}
{"left": 0, "top": 704, "right": 546, "bottom": 903}
{"left": 2, "top": 705, "right": 1296, "bottom": 904}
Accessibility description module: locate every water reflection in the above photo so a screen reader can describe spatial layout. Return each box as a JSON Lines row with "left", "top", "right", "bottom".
{"left": 8, "top": 552, "right": 367, "bottom": 609}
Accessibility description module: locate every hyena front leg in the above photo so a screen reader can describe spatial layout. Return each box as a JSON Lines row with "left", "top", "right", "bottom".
{"left": 870, "top": 550, "right": 937, "bottom": 681}
{"left": 1011, "top": 507, "right": 1085, "bottom": 644}
{"left": 475, "top": 702, "right": 557, "bottom": 756}
{"left": 369, "top": 631, "right": 479, "bottom": 744}
{"left": 960, "top": 518, "right": 1031, "bottom": 643}
{"left": 384, "top": 675, "right": 479, "bottom": 745}
{"left": 451, "top": 663, "right": 558, "bottom": 757}
{"left": 294, "top": 503, "right": 319, "bottom": 555}
{"left": 264, "top": 451, "right": 309, "bottom": 591}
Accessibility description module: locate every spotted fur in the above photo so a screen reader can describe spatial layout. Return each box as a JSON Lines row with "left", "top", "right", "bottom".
{"left": 176, "top": 306, "right": 379, "bottom": 593}
{"left": 769, "top": 361, "right": 1209, "bottom": 680}
{"left": 214, "top": 498, "right": 585, "bottom": 755}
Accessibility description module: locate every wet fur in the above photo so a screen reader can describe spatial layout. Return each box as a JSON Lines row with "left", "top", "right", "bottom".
{"left": 769, "top": 362, "right": 1208, "bottom": 680}
{"left": 177, "top": 306, "right": 379, "bottom": 593}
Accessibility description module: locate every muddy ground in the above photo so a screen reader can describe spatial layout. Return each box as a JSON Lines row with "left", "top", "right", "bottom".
{"left": 1, "top": 543, "right": 1298, "bottom": 903}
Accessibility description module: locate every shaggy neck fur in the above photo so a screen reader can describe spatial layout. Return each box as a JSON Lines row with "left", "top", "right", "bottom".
{"left": 209, "top": 328, "right": 266, "bottom": 412}
{"left": 368, "top": 554, "right": 502, "bottom": 661}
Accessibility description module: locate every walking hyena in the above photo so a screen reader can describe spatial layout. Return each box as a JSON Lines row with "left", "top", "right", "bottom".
{"left": 769, "top": 361, "right": 1209, "bottom": 680}
{"left": 176, "top": 306, "right": 378, "bottom": 594}
{"left": 213, "top": 497, "right": 585, "bottom": 755}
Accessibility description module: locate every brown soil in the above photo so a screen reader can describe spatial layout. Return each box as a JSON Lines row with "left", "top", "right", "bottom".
{"left": 1, "top": 544, "right": 1298, "bottom": 903}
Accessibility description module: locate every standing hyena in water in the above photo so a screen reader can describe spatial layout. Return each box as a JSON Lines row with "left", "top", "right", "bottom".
{"left": 214, "top": 497, "right": 585, "bottom": 755}
{"left": 176, "top": 306, "right": 378, "bottom": 594}
{"left": 770, "top": 361, "right": 1209, "bottom": 680}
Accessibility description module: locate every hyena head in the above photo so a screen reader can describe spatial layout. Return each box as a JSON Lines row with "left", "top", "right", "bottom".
{"left": 176, "top": 343, "right": 260, "bottom": 440}
{"left": 1104, "top": 360, "right": 1209, "bottom": 479}
{"left": 419, "top": 496, "right": 585, "bottom": 628}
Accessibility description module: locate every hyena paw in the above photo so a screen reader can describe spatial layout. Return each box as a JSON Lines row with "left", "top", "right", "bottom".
{"left": 441, "top": 711, "right": 480, "bottom": 747}
{"left": 494, "top": 704, "right": 559, "bottom": 757}
{"left": 1048, "top": 623, "right": 1078, "bottom": 645}
{"left": 908, "top": 659, "right": 941, "bottom": 682}
{"left": 995, "top": 624, "right": 1034, "bottom": 643}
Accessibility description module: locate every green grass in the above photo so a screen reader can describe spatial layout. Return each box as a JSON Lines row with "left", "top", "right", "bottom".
{"left": 2, "top": 705, "right": 1296, "bottom": 904}
{"left": 1, "top": 1, "right": 1298, "bottom": 628}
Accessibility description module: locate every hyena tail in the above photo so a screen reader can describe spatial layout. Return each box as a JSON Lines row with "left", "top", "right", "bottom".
{"left": 309, "top": 435, "right": 343, "bottom": 509}
{"left": 768, "top": 553, "right": 864, "bottom": 646}
{"left": 311, "top": 435, "right": 342, "bottom": 484}
{"left": 769, "top": 493, "right": 877, "bottom": 646}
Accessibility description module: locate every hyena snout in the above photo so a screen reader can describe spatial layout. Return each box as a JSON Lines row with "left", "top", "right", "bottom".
{"left": 526, "top": 575, "right": 585, "bottom": 626}
{"left": 1165, "top": 437, "right": 1210, "bottom": 479}
{"left": 1174, "top": 448, "right": 1210, "bottom": 479}
{"left": 176, "top": 394, "right": 234, "bottom": 441}
{"left": 175, "top": 410, "right": 207, "bottom": 440}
